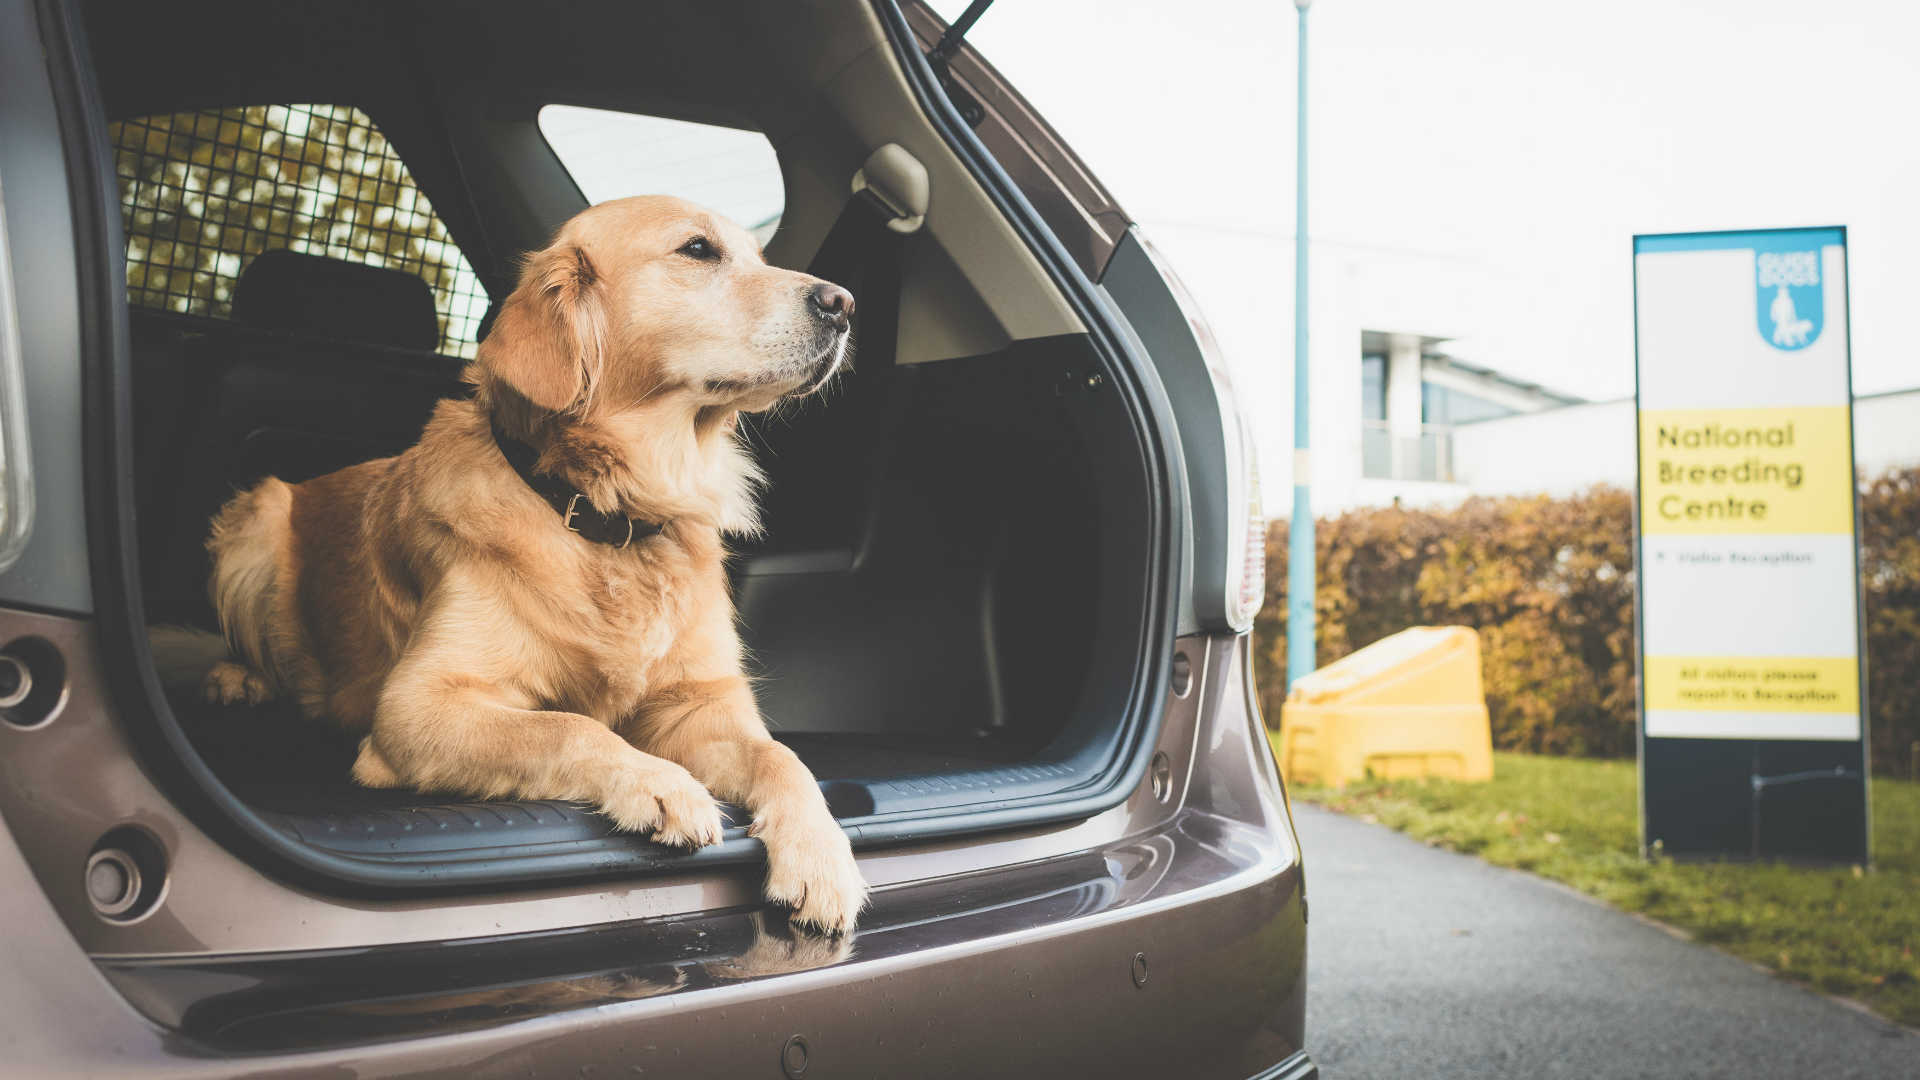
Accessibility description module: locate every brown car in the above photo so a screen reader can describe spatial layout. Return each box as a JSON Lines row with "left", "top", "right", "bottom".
{"left": 0, "top": 0, "right": 1312, "bottom": 1075}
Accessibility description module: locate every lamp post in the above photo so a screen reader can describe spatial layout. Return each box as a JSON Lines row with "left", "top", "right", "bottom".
{"left": 1287, "top": 0, "right": 1316, "bottom": 688}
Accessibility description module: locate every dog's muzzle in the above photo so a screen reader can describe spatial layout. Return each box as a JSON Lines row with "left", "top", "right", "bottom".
{"left": 795, "top": 331, "right": 850, "bottom": 397}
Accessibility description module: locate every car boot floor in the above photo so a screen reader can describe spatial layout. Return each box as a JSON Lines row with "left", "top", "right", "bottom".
{"left": 170, "top": 692, "right": 1041, "bottom": 849}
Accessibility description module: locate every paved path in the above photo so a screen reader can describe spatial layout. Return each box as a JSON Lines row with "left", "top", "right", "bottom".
{"left": 1293, "top": 804, "right": 1915, "bottom": 1079}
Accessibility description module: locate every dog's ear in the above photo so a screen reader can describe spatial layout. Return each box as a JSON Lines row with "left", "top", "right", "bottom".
{"left": 478, "top": 244, "right": 606, "bottom": 413}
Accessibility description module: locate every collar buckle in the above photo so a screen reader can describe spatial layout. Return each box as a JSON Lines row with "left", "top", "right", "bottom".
{"left": 494, "top": 420, "right": 662, "bottom": 549}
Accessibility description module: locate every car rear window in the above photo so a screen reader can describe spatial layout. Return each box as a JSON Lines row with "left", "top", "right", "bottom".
{"left": 538, "top": 105, "right": 785, "bottom": 244}
{"left": 109, "top": 104, "right": 489, "bottom": 356}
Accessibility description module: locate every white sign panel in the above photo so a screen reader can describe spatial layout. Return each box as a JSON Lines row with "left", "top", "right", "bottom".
{"left": 1633, "top": 227, "right": 1863, "bottom": 742}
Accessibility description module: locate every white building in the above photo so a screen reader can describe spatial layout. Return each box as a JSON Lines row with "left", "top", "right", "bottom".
{"left": 1280, "top": 241, "right": 1600, "bottom": 512}
{"left": 1193, "top": 235, "right": 1920, "bottom": 513}
{"left": 1451, "top": 388, "right": 1920, "bottom": 501}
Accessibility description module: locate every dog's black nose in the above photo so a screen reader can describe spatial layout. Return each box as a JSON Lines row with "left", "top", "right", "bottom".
{"left": 808, "top": 283, "right": 855, "bottom": 330}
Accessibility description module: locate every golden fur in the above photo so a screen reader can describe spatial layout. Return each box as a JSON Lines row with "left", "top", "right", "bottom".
{"left": 203, "top": 196, "right": 867, "bottom": 932}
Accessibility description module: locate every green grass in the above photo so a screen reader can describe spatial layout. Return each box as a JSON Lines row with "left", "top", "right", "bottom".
{"left": 1296, "top": 753, "right": 1920, "bottom": 1028}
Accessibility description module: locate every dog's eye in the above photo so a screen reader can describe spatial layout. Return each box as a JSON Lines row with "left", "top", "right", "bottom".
{"left": 677, "top": 236, "right": 720, "bottom": 261}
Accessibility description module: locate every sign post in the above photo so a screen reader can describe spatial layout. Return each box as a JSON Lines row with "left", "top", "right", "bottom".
{"left": 1632, "top": 226, "right": 1870, "bottom": 863}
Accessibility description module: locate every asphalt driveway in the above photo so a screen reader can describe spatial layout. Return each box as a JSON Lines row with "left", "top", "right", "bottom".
{"left": 1293, "top": 803, "right": 1915, "bottom": 1079}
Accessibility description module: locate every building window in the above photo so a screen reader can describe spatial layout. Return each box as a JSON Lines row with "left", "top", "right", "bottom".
{"left": 110, "top": 104, "right": 489, "bottom": 356}
{"left": 1361, "top": 354, "right": 1392, "bottom": 478}
{"left": 1361, "top": 353, "right": 1388, "bottom": 421}
{"left": 1422, "top": 383, "right": 1518, "bottom": 426}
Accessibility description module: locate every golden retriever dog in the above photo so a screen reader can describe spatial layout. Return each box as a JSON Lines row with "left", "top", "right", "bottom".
{"left": 200, "top": 195, "right": 868, "bottom": 932}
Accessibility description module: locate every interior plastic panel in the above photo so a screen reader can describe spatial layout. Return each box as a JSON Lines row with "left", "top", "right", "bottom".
{"left": 737, "top": 337, "right": 1105, "bottom": 741}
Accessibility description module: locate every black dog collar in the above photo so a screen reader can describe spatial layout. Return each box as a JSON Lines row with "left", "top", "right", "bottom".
{"left": 490, "top": 422, "right": 665, "bottom": 549}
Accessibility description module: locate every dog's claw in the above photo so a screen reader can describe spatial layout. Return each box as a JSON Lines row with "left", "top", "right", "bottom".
{"left": 761, "top": 817, "right": 868, "bottom": 935}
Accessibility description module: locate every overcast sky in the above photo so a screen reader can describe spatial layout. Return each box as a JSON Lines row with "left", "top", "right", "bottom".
{"left": 937, "top": 0, "right": 1920, "bottom": 418}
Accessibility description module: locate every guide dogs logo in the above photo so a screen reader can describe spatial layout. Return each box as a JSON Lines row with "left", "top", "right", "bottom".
{"left": 1755, "top": 249, "right": 1822, "bottom": 351}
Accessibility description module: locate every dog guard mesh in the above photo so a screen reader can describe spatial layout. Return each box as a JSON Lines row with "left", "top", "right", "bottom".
{"left": 109, "top": 103, "right": 489, "bottom": 357}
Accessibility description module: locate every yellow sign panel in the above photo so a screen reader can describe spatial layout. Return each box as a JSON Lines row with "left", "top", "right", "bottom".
{"left": 1638, "top": 406, "right": 1854, "bottom": 534}
{"left": 1642, "top": 655, "right": 1859, "bottom": 714}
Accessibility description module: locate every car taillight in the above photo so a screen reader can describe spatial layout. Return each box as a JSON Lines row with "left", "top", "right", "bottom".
{"left": 1232, "top": 415, "right": 1266, "bottom": 629}
{"left": 0, "top": 185, "right": 33, "bottom": 574}
{"left": 1133, "top": 231, "right": 1266, "bottom": 632}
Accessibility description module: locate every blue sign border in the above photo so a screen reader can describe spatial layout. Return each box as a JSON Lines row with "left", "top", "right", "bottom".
{"left": 1634, "top": 226, "right": 1846, "bottom": 256}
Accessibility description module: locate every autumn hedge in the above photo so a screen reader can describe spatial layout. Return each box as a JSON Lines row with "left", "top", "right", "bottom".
{"left": 1252, "top": 470, "right": 1920, "bottom": 776}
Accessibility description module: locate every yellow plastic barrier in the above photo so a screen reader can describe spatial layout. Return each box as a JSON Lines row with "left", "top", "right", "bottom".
{"left": 1269, "top": 626, "right": 1494, "bottom": 788}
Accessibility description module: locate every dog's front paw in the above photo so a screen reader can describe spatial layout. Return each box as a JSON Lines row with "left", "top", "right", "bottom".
{"left": 203, "top": 660, "right": 275, "bottom": 706}
{"left": 757, "top": 815, "right": 867, "bottom": 935}
{"left": 602, "top": 763, "right": 725, "bottom": 849}
{"left": 351, "top": 738, "right": 406, "bottom": 788}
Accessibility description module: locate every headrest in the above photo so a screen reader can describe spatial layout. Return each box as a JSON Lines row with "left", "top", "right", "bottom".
{"left": 231, "top": 249, "right": 440, "bottom": 351}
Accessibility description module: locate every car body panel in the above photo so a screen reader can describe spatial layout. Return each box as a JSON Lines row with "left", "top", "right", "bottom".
{"left": 0, "top": 0, "right": 94, "bottom": 613}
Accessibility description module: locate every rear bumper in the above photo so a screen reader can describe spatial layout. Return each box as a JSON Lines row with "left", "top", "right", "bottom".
{"left": 97, "top": 802, "right": 1309, "bottom": 1077}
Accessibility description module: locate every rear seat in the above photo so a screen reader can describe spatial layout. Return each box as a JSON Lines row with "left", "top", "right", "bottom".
{"left": 134, "top": 250, "right": 469, "bottom": 627}
{"left": 229, "top": 249, "right": 443, "bottom": 348}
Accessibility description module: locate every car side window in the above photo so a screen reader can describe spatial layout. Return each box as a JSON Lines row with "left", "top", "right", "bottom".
{"left": 537, "top": 105, "right": 785, "bottom": 245}
{"left": 109, "top": 104, "right": 490, "bottom": 356}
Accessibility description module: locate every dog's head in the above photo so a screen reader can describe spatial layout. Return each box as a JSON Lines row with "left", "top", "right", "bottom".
{"left": 478, "top": 195, "right": 853, "bottom": 417}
